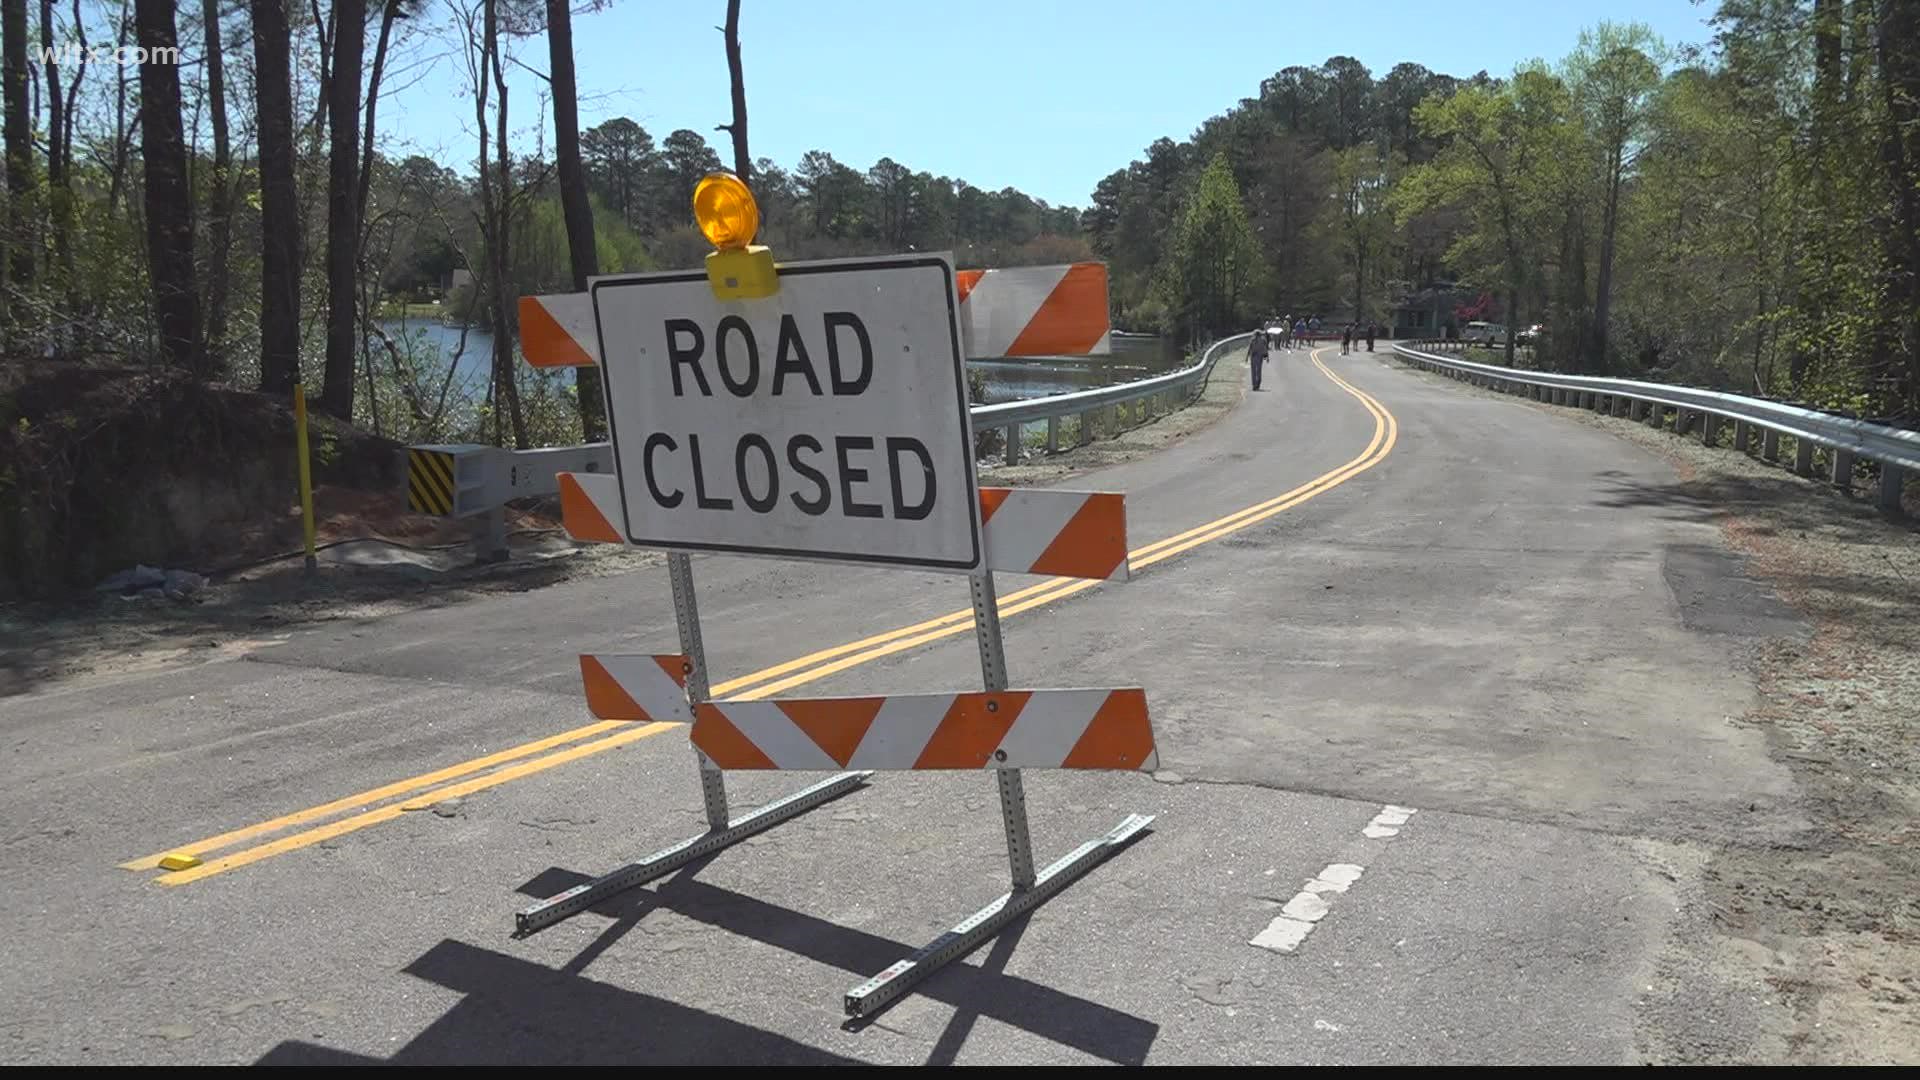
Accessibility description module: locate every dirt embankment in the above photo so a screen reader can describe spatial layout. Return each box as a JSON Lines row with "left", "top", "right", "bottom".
{"left": 0, "top": 360, "right": 404, "bottom": 599}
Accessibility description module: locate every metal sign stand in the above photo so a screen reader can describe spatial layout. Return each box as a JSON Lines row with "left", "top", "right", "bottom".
{"left": 841, "top": 567, "right": 1152, "bottom": 1017}
{"left": 511, "top": 224, "right": 1155, "bottom": 1017}
{"left": 514, "top": 556, "right": 1153, "bottom": 1019}
{"left": 513, "top": 552, "right": 870, "bottom": 936}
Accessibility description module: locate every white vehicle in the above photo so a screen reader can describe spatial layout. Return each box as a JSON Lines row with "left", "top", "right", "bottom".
{"left": 1463, "top": 321, "right": 1508, "bottom": 347}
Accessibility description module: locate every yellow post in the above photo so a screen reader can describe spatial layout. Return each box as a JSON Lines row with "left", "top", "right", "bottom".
{"left": 294, "top": 382, "right": 318, "bottom": 574}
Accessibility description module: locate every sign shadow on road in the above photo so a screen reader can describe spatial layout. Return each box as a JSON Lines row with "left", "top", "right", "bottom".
{"left": 251, "top": 856, "right": 1157, "bottom": 1065}
{"left": 253, "top": 938, "right": 861, "bottom": 1066}
{"left": 512, "top": 861, "right": 1160, "bottom": 1064}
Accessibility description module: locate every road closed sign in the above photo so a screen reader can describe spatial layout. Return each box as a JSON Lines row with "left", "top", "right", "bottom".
{"left": 589, "top": 254, "right": 983, "bottom": 572}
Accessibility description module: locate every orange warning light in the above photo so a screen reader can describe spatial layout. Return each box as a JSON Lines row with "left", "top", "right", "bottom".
{"left": 693, "top": 172, "right": 759, "bottom": 251}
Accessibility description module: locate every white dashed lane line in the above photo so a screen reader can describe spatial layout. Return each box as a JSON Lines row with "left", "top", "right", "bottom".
{"left": 1250, "top": 804, "right": 1418, "bottom": 954}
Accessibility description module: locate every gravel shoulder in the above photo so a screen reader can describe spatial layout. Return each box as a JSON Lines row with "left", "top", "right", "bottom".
{"left": 1, "top": 350, "right": 1252, "bottom": 697}
{"left": 1386, "top": 351, "right": 1920, "bottom": 1065}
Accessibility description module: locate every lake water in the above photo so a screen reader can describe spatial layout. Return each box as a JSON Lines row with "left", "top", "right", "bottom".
{"left": 377, "top": 319, "right": 1180, "bottom": 404}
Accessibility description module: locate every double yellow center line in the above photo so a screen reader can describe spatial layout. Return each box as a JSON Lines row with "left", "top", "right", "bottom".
{"left": 127, "top": 349, "right": 1397, "bottom": 885}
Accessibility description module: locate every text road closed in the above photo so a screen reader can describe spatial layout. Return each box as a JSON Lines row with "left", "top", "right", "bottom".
{"left": 591, "top": 254, "right": 983, "bottom": 571}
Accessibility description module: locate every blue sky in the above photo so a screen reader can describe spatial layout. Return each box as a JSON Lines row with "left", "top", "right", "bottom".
{"left": 381, "top": 0, "right": 1719, "bottom": 209}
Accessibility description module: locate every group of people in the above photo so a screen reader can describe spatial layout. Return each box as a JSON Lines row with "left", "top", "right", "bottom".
{"left": 1245, "top": 315, "right": 1381, "bottom": 390}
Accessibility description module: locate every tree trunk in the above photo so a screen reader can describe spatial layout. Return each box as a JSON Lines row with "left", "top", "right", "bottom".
{"left": 1876, "top": 0, "right": 1920, "bottom": 413}
{"left": 135, "top": 0, "right": 202, "bottom": 375}
{"left": 252, "top": 0, "right": 301, "bottom": 395}
{"left": 483, "top": 0, "right": 527, "bottom": 448}
{"left": 106, "top": 15, "right": 129, "bottom": 214}
{"left": 1591, "top": 154, "right": 1622, "bottom": 375}
{"left": 38, "top": 0, "right": 63, "bottom": 315}
{"left": 201, "top": 0, "right": 233, "bottom": 367}
{"left": 719, "top": 0, "right": 750, "bottom": 180}
{"left": 2, "top": 0, "right": 33, "bottom": 316}
{"left": 321, "top": 0, "right": 366, "bottom": 419}
{"left": 546, "top": 0, "right": 606, "bottom": 439}
{"left": 355, "top": 0, "right": 398, "bottom": 228}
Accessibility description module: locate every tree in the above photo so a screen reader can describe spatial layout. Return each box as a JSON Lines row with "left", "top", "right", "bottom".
{"left": 200, "top": 0, "right": 234, "bottom": 362}
{"left": 547, "top": 0, "right": 606, "bottom": 439}
{"left": 1157, "top": 152, "right": 1262, "bottom": 340}
{"left": 1328, "top": 145, "right": 1397, "bottom": 324}
{"left": 465, "top": 0, "right": 529, "bottom": 448}
{"left": 1396, "top": 77, "right": 1563, "bottom": 363}
{"left": 136, "top": 0, "right": 202, "bottom": 375}
{"left": 1566, "top": 21, "right": 1663, "bottom": 372}
{"left": 322, "top": 0, "right": 368, "bottom": 418}
{"left": 1875, "top": 0, "right": 1920, "bottom": 408}
{"left": 581, "top": 117, "right": 657, "bottom": 229}
{"left": 661, "top": 128, "right": 722, "bottom": 216}
{"left": 2, "top": 0, "right": 32, "bottom": 320}
{"left": 253, "top": 0, "right": 302, "bottom": 395}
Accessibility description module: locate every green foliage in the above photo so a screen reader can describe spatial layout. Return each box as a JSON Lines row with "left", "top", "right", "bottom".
{"left": 1155, "top": 153, "right": 1263, "bottom": 338}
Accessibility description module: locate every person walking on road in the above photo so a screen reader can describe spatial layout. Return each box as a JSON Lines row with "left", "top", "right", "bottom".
{"left": 1365, "top": 322, "right": 1376, "bottom": 352}
{"left": 1248, "top": 323, "right": 1270, "bottom": 390}
{"left": 1341, "top": 323, "right": 1353, "bottom": 355}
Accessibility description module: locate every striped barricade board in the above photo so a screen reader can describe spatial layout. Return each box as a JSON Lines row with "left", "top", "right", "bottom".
{"left": 558, "top": 470, "right": 1130, "bottom": 582}
{"left": 519, "top": 261, "right": 1111, "bottom": 367}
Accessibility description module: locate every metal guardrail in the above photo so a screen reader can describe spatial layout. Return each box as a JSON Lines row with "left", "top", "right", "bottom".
{"left": 409, "top": 333, "right": 1258, "bottom": 555}
{"left": 974, "top": 332, "right": 1253, "bottom": 465}
{"left": 1393, "top": 341, "right": 1915, "bottom": 511}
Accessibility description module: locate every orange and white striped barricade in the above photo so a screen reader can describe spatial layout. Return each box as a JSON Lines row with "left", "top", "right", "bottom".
{"left": 515, "top": 261, "right": 1112, "bottom": 369}
{"left": 554, "top": 470, "right": 1130, "bottom": 581}
{"left": 954, "top": 262, "right": 1112, "bottom": 358}
{"left": 508, "top": 246, "right": 1156, "bottom": 1020}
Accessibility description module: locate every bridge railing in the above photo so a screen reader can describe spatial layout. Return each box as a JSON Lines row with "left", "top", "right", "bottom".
{"left": 975, "top": 332, "right": 1253, "bottom": 464}
{"left": 1393, "top": 341, "right": 1916, "bottom": 510}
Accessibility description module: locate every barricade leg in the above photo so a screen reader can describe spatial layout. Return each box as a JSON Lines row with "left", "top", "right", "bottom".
{"left": 513, "top": 553, "right": 870, "bottom": 935}
{"left": 842, "top": 569, "right": 1153, "bottom": 1018}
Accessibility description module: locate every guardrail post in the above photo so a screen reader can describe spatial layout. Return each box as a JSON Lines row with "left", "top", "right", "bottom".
{"left": 1046, "top": 415, "right": 1060, "bottom": 455}
{"left": 1762, "top": 428, "right": 1781, "bottom": 461}
{"left": 1005, "top": 423, "right": 1021, "bottom": 466}
{"left": 1794, "top": 437, "right": 1815, "bottom": 477}
{"left": 1630, "top": 399, "right": 1646, "bottom": 420}
{"left": 1831, "top": 448, "right": 1855, "bottom": 489}
{"left": 1649, "top": 404, "right": 1666, "bottom": 428}
{"left": 476, "top": 505, "right": 509, "bottom": 563}
{"left": 1674, "top": 409, "right": 1692, "bottom": 435}
{"left": 1880, "top": 465, "right": 1906, "bottom": 512}
{"left": 1613, "top": 396, "right": 1629, "bottom": 417}
{"left": 1700, "top": 414, "right": 1720, "bottom": 447}
{"left": 1734, "top": 420, "right": 1752, "bottom": 451}
{"left": 1078, "top": 410, "right": 1094, "bottom": 446}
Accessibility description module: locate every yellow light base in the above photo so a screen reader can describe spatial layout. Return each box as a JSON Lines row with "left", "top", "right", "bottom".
{"left": 705, "top": 245, "right": 779, "bottom": 300}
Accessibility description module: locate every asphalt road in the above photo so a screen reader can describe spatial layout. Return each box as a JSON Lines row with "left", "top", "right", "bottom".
{"left": 0, "top": 343, "right": 1810, "bottom": 1064}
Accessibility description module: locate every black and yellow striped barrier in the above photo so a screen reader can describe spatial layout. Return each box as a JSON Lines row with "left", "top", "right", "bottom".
{"left": 407, "top": 448, "right": 459, "bottom": 516}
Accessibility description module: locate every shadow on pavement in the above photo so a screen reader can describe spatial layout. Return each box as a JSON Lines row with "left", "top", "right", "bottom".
{"left": 255, "top": 938, "right": 862, "bottom": 1065}
{"left": 255, "top": 857, "right": 1158, "bottom": 1065}
{"left": 512, "top": 864, "right": 1160, "bottom": 1064}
